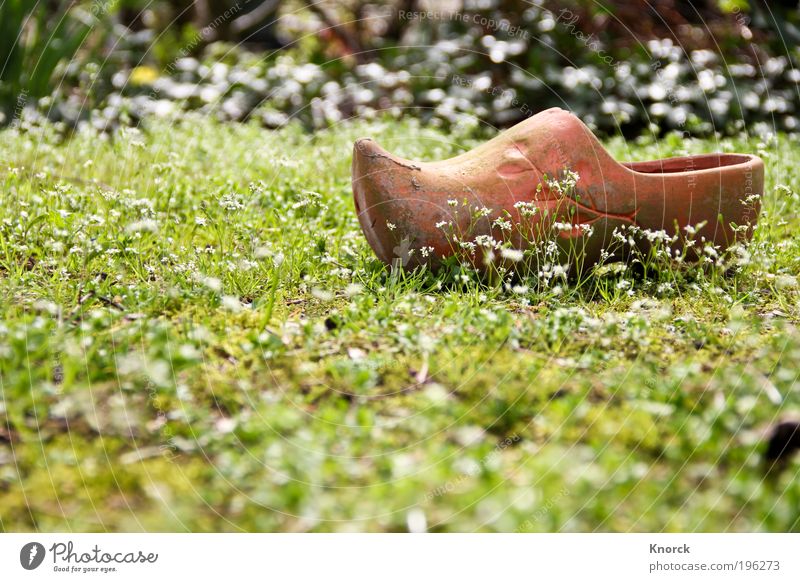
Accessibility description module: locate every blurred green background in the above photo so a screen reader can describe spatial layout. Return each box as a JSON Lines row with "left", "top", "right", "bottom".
{"left": 2, "top": 0, "right": 800, "bottom": 136}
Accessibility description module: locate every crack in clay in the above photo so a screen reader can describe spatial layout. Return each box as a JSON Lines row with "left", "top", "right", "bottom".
{"left": 363, "top": 151, "right": 421, "bottom": 171}
{"left": 509, "top": 143, "right": 638, "bottom": 222}
{"left": 569, "top": 196, "right": 639, "bottom": 223}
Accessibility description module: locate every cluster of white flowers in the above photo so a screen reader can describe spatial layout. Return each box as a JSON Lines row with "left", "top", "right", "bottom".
{"left": 500, "top": 248, "right": 524, "bottom": 262}
{"left": 126, "top": 219, "right": 158, "bottom": 233}
{"left": 291, "top": 190, "right": 329, "bottom": 213}
{"left": 656, "top": 282, "right": 674, "bottom": 295}
{"left": 545, "top": 169, "right": 580, "bottom": 194}
{"left": 683, "top": 221, "right": 708, "bottom": 236}
{"left": 474, "top": 234, "right": 500, "bottom": 249}
{"left": 492, "top": 217, "right": 512, "bottom": 231}
{"left": 457, "top": 240, "right": 477, "bottom": 254}
{"left": 552, "top": 221, "right": 577, "bottom": 233}
{"left": 513, "top": 201, "right": 538, "bottom": 217}
{"left": 219, "top": 193, "right": 244, "bottom": 212}
{"left": 538, "top": 263, "right": 569, "bottom": 282}
{"left": 641, "top": 228, "right": 675, "bottom": 244}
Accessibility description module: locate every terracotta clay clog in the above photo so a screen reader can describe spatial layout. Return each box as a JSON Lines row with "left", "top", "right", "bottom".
{"left": 351, "top": 107, "right": 763, "bottom": 272}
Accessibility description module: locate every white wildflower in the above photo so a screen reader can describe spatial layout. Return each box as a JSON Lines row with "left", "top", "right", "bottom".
{"left": 311, "top": 288, "right": 334, "bottom": 301}
{"left": 200, "top": 276, "right": 222, "bottom": 292}
{"left": 126, "top": 219, "right": 158, "bottom": 233}
{"left": 552, "top": 264, "right": 568, "bottom": 279}
{"left": 474, "top": 234, "right": 496, "bottom": 247}
{"left": 500, "top": 248, "right": 524, "bottom": 262}
{"left": 514, "top": 201, "right": 538, "bottom": 217}
{"left": 219, "top": 193, "right": 244, "bottom": 211}
{"left": 492, "top": 217, "right": 512, "bottom": 231}
{"left": 616, "top": 279, "right": 632, "bottom": 290}
{"left": 221, "top": 295, "right": 242, "bottom": 312}
{"left": 344, "top": 283, "right": 363, "bottom": 297}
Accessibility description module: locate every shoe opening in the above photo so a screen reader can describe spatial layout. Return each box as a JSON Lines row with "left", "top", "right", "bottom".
{"left": 623, "top": 153, "right": 754, "bottom": 174}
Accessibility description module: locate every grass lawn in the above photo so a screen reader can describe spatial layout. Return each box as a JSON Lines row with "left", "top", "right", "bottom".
{"left": 0, "top": 116, "right": 799, "bottom": 532}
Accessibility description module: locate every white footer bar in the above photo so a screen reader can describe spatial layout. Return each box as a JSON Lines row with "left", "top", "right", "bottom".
{"left": 1, "top": 534, "right": 797, "bottom": 581}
